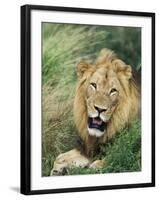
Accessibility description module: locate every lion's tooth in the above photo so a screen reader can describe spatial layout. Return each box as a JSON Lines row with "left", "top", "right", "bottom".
{"left": 93, "top": 118, "right": 102, "bottom": 125}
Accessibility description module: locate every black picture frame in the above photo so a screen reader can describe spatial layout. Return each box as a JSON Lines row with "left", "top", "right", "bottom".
{"left": 20, "top": 4, "right": 155, "bottom": 195}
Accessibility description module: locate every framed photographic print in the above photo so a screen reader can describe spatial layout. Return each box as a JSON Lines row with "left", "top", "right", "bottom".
{"left": 21, "top": 4, "right": 155, "bottom": 195}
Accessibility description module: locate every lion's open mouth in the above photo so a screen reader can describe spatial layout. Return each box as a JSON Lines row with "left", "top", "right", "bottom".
{"left": 88, "top": 116, "right": 107, "bottom": 132}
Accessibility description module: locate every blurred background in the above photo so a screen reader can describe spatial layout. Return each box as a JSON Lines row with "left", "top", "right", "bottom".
{"left": 42, "top": 23, "right": 141, "bottom": 176}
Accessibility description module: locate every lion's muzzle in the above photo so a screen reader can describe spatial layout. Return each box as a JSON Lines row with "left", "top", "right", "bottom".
{"left": 88, "top": 116, "right": 106, "bottom": 132}
{"left": 87, "top": 115, "right": 108, "bottom": 137}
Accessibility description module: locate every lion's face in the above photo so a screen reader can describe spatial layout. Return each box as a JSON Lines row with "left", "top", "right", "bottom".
{"left": 86, "top": 67, "right": 120, "bottom": 137}
{"left": 74, "top": 49, "right": 139, "bottom": 144}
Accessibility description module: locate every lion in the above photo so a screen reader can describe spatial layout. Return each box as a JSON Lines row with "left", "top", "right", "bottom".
{"left": 50, "top": 48, "right": 140, "bottom": 175}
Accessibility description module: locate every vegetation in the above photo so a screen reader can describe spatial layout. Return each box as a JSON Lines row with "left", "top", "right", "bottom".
{"left": 42, "top": 23, "right": 141, "bottom": 176}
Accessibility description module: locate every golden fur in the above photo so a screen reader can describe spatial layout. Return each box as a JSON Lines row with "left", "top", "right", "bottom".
{"left": 74, "top": 49, "right": 140, "bottom": 156}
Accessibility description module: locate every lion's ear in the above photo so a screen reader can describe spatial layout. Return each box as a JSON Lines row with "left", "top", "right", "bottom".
{"left": 113, "top": 59, "right": 132, "bottom": 80}
{"left": 117, "top": 65, "right": 132, "bottom": 80}
{"left": 76, "top": 60, "right": 92, "bottom": 79}
{"left": 123, "top": 65, "right": 132, "bottom": 80}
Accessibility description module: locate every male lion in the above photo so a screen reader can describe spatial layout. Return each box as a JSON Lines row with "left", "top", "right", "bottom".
{"left": 50, "top": 49, "right": 140, "bottom": 175}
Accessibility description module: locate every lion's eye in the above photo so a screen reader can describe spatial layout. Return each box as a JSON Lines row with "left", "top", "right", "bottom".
{"left": 110, "top": 88, "right": 117, "bottom": 95}
{"left": 90, "top": 83, "right": 97, "bottom": 89}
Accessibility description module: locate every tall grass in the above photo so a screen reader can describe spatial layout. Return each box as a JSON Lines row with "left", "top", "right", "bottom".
{"left": 42, "top": 23, "right": 141, "bottom": 176}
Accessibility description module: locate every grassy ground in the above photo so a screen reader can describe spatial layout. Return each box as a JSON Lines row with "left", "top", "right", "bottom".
{"left": 42, "top": 23, "right": 141, "bottom": 176}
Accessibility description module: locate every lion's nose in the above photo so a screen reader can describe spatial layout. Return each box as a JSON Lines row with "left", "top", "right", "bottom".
{"left": 94, "top": 105, "right": 107, "bottom": 113}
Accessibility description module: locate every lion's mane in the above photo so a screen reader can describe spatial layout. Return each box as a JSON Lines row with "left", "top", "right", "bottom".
{"left": 73, "top": 49, "right": 140, "bottom": 155}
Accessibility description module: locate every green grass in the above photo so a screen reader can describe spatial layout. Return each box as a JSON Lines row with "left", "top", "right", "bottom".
{"left": 42, "top": 23, "right": 141, "bottom": 176}
{"left": 62, "top": 121, "right": 141, "bottom": 175}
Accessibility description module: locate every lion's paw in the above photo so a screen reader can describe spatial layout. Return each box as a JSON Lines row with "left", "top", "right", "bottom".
{"left": 50, "top": 149, "right": 90, "bottom": 176}
{"left": 89, "top": 160, "right": 106, "bottom": 169}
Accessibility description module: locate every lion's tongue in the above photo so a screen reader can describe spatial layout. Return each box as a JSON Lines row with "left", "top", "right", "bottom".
{"left": 93, "top": 118, "right": 102, "bottom": 125}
